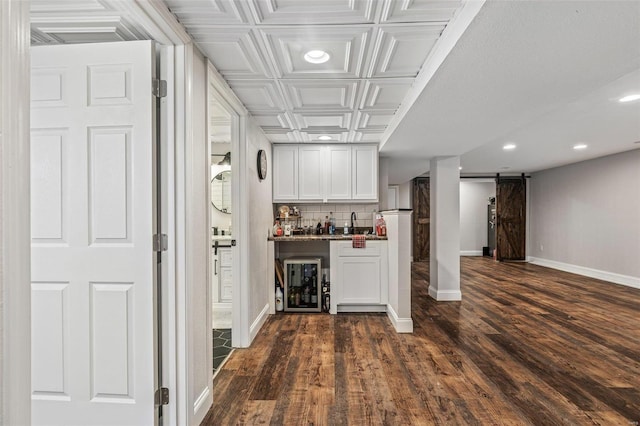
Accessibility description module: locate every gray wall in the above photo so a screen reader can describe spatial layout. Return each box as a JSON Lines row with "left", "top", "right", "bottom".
{"left": 460, "top": 181, "right": 495, "bottom": 255}
{"left": 529, "top": 149, "right": 640, "bottom": 279}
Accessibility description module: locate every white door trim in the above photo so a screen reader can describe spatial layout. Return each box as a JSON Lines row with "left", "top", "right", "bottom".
{"left": 1, "top": 1, "right": 31, "bottom": 425}
{"left": 206, "top": 62, "right": 251, "bottom": 348}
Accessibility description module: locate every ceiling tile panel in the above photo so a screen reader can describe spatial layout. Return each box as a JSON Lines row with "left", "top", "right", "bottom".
{"left": 192, "top": 29, "right": 272, "bottom": 78}
{"left": 360, "top": 79, "right": 414, "bottom": 110}
{"left": 227, "top": 80, "right": 285, "bottom": 112}
{"left": 251, "top": 113, "right": 294, "bottom": 130}
{"left": 380, "top": 0, "right": 462, "bottom": 23}
{"left": 281, "top": 80, "right": 361, "bottom": 111}
{"left": 246, "top": 0, "right": 379, "bottom": 25}
{"left": 355, "top": 110, "right": 396, "bottom": 131}
{"left": 368, "top": 25, "right": 444, "bottom": 78}
{"left": 293, "top": 112, "right": 352, "bottom": 131}
{"left": 262, "top": 27, "right": 372, "bottom": 78}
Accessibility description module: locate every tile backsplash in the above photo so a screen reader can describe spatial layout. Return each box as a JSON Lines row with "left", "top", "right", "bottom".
{"left": 276, "top": 203, "right": 379, "bottom": 229}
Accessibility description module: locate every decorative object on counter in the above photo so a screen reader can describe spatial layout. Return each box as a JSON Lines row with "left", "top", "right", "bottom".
{"left": 329, "top": 212, "right": 335, "bottom": 235}
{"left": 273, "top": 219, "right": 283, "bottom": 237}
{"left": 316, "top": 222, "right": 323, "bottom": 235}
{"left": 278, "top": 205, "right": 290, "bottom": 218}
{"left": 343, "top": 222, "right": 349, "bottom": 235}
{"left": 324, "top": 216, "right": 330, "bottom": 234}
{"left": 283, "top": 223, "right": 291, "bottom": 236}
{"left": 375, "top": 214, "right": 387, "bottom": 237}
{"left": 352, "top": 234, "right": 366, "bottom": 249}
{"left": 257, "top": 149, "right": 267, "bottom": 180}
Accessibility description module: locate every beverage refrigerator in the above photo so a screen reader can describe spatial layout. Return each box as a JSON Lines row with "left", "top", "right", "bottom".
{"left": 284, "top": 258, "right": 322, "bottom": 312}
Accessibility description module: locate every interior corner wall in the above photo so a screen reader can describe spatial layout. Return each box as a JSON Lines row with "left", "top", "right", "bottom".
{"left": 529, "top": 149, "right": 640, "bottom": 282}
{"left": 246, "top": 119, "right": 273, "bottom": 341}
{"left": 460, "top": 181, "right": 495, "bottom": 255}
{"left": 398, "top": 181, "right": 412, "bottom": 209}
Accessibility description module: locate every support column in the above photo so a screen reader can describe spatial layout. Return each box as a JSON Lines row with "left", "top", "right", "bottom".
{"left": 429, "top": 156, "right": 461, "bottom": 301}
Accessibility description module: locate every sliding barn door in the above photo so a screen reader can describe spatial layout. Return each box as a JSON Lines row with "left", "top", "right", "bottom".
{"left": 31, "top": 41, "right": 157, "bottom": 426}
{"left": 412, "top": 178, "right": 430, "bottom": 261}
{"left": 496, "top": 177, "right": 526, "bottom": 261}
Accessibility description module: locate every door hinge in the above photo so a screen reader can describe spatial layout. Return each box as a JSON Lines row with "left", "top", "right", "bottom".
{"left": 153, "top": 79, "right": 167, "bottom": 98}
{"left": 153, "top": 234, "right": 168, "bottom": 252}
{"left": 155, "top": 387, "right": 169, "bottom": 405}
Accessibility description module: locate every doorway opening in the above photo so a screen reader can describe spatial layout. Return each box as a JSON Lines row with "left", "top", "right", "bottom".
{"left": 208, "top": 85, "right": 237, "bottom": 374}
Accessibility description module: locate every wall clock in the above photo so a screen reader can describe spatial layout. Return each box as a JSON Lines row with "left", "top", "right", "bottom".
{"left": 257, "top": 149, "right": 267, "bottom": 180}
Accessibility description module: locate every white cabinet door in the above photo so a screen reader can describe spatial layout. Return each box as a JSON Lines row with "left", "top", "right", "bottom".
{"left": 326, "top": 145, "right": 351, "bottom": 200}
{"left": 298, "top": 145, "right": 324, "bottom": 201}
{"left": 273, "top": 145, "right": 298, "bottom": 201}
{"left": 336, "top": 256, "right": 382, "bottom": 304}
{"left": 31, "top": 41, "right": 156, "bottom": 426}
{"left": 352, "top": 144, "right": 378, "bottom": 201}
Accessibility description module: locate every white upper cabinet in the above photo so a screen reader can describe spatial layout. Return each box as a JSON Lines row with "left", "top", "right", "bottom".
{"left": 326, "top": 145, "right": 352, "bottom": 201}
{"left": 352, "top": 145, "right": 378, "bottom": 200}
{"left": 298, "top": 145, "right": 324, "bottom": 201}
{"left": 273, "top": 144, "right": 378, "bottom": 203}
{"left": 272, "top": 145, "right": 298, "bottom": 200}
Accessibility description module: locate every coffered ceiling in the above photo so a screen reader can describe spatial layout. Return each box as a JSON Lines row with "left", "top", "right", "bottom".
{"left": 28, "top": 1, "right": 640, "bottom": 183}
{"left": 163, "top": 0, "right": 467, "bottom": 144}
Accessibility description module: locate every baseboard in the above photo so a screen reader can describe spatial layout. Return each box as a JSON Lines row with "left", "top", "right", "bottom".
{"left": 192, "top": 386, "right": 211, "bottom": 419}
{"left": 528, "top": 257, "right": 640, "bottom": 290}
{"left": 460, "top": 250, "right": 482, "bottom": 256}
{"left": 249, "top": 303, "right": 270, "bottom": 343}
{"left": 428, "top": 286, "right": 462, "bottom": 301}
{"left": 386, "top": 305, "right": 413, "bottom": 333}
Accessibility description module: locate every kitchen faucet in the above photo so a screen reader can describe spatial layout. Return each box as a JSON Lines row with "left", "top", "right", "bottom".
{"left": 350, "top": 212, "right": 357, "bottom": 234}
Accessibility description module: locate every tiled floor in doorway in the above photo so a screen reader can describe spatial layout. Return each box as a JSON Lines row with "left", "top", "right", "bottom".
{"left": 213, "top": 329, "right": 232, "bottom": 373}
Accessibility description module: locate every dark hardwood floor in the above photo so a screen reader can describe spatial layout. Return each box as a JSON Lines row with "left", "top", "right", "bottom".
{"left": 203, "top": 257, "right": 640, "bottom": 425}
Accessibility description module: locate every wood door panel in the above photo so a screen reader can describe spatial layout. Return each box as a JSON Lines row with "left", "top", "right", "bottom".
{"left": 412, "top": 178, "right": 430, "bottom": 261}
{"left": 496, "top": 178, "right": 526, "bottom": 261}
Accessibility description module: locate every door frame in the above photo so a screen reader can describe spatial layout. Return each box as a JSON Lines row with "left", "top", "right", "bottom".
{"left": 1, "top": 1, "right": 31, "bottom": 425}
{"left": 206, "top": 63, "right": 249, "bottom": 349}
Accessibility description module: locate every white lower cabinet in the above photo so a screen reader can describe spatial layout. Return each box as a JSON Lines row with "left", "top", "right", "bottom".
{"left": 330, "top": 240, "right": 388, "bottom": 312}
{"left": 212, "top": 246, "right": 233, "bottom": 303}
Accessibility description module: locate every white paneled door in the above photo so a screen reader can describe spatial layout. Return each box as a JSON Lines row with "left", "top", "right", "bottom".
{"left": 31, "top": 41, "right": 157, "bottom": 426}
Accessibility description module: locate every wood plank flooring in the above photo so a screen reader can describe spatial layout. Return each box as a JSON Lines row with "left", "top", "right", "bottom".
{"left": 203, "top": 257, "right": 640, "bottom": 425}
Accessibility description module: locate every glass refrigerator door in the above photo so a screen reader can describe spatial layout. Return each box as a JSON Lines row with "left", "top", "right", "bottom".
{"left": 284, "top": 260, "right": 321, "bottom": 312}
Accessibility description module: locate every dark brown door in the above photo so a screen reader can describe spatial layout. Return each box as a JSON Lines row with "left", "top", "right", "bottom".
{"left": 412, "top": 178, "right": 430, "bottom": 261}
{"left": 496, "top": 177, "right": 526, "bottom": 261}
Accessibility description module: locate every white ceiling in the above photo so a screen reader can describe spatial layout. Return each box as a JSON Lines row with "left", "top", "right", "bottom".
{"left": 30, "top": 0, "right": 640, "bottom": 184}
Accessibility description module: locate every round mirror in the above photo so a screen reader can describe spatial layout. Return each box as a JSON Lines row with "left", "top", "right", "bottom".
{"left": 211, "top": 170, "right": 231, "bottom": 214}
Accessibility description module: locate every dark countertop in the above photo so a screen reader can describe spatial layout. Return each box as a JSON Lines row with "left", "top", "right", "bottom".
{"left": 268, "top": 234, "right": 387, "bottom": 242}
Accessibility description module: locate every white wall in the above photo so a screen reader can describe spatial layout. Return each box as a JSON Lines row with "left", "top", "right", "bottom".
{"left": 398, "top": 181, "right": 412, "bottom": 209}
{"left": 460, "top": 181, "right": 495, "bottom": 255}
{"left": 246, "top": 119, "right": 273, "bottom": 340}
{"left": 529, "top": 149, "right": 640, "bottom": 286}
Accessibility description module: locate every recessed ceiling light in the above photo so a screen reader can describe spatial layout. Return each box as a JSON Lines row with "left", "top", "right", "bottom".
{"left": 304, "top": 50, "right": 330, "bottom": 64}
{"left": 318, "top": 135, "right": 332, "bottom": 141}
{"left": 573, "top": 144, "right": 588, "bottom": 150}
{"left": 619, "top": 94, "right": 640, "bottom": 103}
{"left": 503, "top": 143, "right": 516, "bottom": 150}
